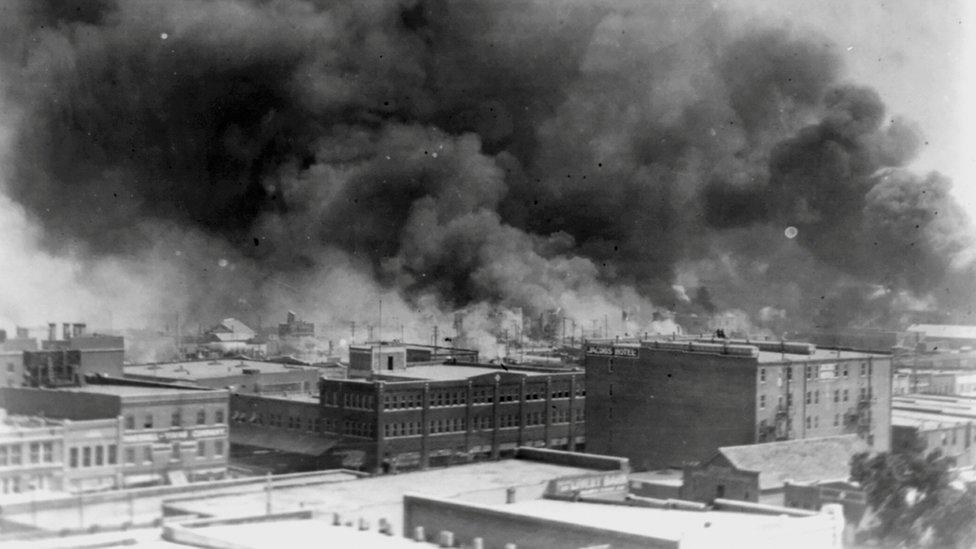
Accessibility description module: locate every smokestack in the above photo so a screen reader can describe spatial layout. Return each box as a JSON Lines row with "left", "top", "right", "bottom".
{"left": 0, "top": 329, "right": 6, "bottom": 344}
{"left": 48, "top": 323, "right": 56, "bottom": 342}
{"left": 62, "top": 322, "right": 71, "bottom": 340}
{"left": 72, "top": 323, "right": 86, "bottom": 338}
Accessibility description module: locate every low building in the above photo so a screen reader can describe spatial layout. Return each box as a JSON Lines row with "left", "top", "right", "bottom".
{"left": 278, "top": 311, "right": 315, "bottom": 339}
{"left": 682, "top": 435, "right": 869, "bottom": 505}
{"left": 893, "top": 369, "right": 976, "bottom": 396}
{"left": 784, "top": 480, "right": 867, "bottom": 524}
{"left": 123, "top": 359, "right": 321, "bottom": 395}
{"left": 0, "top": 383, "right": 229, "bottom": 487}
{"left": 892, "top": 394, "right": 976, "bottom": 468}
{"left": 319, "top": 362, "right": 584, "bottom": 472}
{"left": 0, "top": 409, "right": 123, "bottom": 496}
{"left": 348, "top": 342, "right": 480, "bottom": 379}
{"left": 0, "top": 336, "right": 37, "bottom": 388}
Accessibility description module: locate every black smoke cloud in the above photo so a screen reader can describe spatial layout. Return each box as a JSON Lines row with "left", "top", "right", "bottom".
{"left": 0, "top": 0, "right": 972, "bottom": 334}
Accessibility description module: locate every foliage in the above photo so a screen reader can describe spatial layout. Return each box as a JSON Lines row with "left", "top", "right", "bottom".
{"left": 850, "top": 438, "right": 976, "bottom": 548}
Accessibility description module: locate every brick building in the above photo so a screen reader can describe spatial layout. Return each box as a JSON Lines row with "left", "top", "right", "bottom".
{"left": 229, "top": 392, "right": 334, "bottom": 474}
{"left": 318, "top": 363, "right": 584, "bottom": 472}
{"left": 348, "top": 343, "right": 479, "bottom": 378}
{"left": 123, "top": 359, "right": 321, "bottom": 395}
{"left": 585, "top": 339, "right": 891, "bottom": 471}
{"left": 1, "top": 336, "right": 38, "bottom": 387}
{"left": 0, "top": 383, "right": 229, "bottom": 487}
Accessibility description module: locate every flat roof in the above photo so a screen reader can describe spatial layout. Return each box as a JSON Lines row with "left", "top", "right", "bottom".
{"left": 380, "top": 364, "right": 550, "bottom": 381}
{"left": 628, "top": 469, "right": 684, "bottom": 486}
{"left": 59, "top": 384, "right": 220, "bottom": 397}
{"left": 499, "top": 499, "right": 820, "bottom": 542}
{"left": 125, "top": 359, "right": 313, "bottom": 380}
{"left": 178, "top": 519, "right": 431, "bottom": 548}
{"left": 892, "top": 410, "right": 975, "bottom": 430}
{"left": 0, "top": 414, "right": 60, "bottom": 433}
{"left": 893, "top": 395, "right": 976, "bottom": 416}
{"left": 164, "top": 459, "right": 597, "bottom": 533}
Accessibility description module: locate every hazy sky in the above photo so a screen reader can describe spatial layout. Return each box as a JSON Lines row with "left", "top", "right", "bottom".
{"left": 727, "top": 0, "right": 975, "bottom": 216}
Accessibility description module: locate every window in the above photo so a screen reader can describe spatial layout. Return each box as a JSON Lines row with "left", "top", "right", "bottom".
{"left": 805, "top": 416, "right": 812, "bottom": 429}
{"left": 860, "top": 363, "right": 867, "bottom": 377}
{"left": 69, "top": 447, "right": 78, "bottom": 468}
{"left": 125, "top": 415, "right": 135, "bottom": 430}
{"left": 215, "top": 410, "right": 225, "bottom": 424}
{"left": 29, "top": 442, "right": 40, "bottom": 464}
{"left": 834, "top": 414, "right": 840, "bottom": 426}
{"left": 214, "top": 440, "right": 224, "bottom": 457}
{"left": 172, "top": 411, "right": 182, "bottom": 427}
{"left": 172, "top": 443, "right": 181, "bottom": 461}
{"left": 843, "top": 365, "right": 849, "bottom": 378}
{"left": 843, "top": 389, "right": 849, "bottom": 402}
{"left": 108, "top": 444, "right": 117, "bottom": 465}
{"left": 95, "top": 445, "right": 104, "bottom": 466}
{"left": 124, "top": 448, "right": 135, "bottom": 464}
{"left": 805, "top": 391, "right": 811, "bottom": 405}
{"left": 197, "top": 440, "right": 206, "bottom": 458}
{"left": 815, "top": 390, "right": 820, "bottom": 404}
{"left": 834, "top": 390, "right": 840, "bottom": 403}
{"left": 786, "top": 367, "right": 793, "bottom": 381}
{"left": 197, "top": 410, "right": 206, "bottom": 425}
{"left": 42, "top": 442, "right": 54, "bottom": 463}
{"left": 82, "top": 447, "right": 92, "bottom": 467}
{"left": 759, "top": 395, "right": 766, "bottom": 409}
{"left": 144, "top": 414, "right": 154, "bottom": 429}
{"left": 760, "top": 368, "right": 766, "bottom": 383}
{"left": 5, "top": 362, "right": 13, "bottom": 372}
{"left": 144, "top": 446, "right": 153, "bottom": 463}
{"left": 806, "top": 366, "right": 812, "bottom": 380}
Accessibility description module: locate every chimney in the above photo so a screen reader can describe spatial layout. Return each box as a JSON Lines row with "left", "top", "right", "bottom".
{"left": 48, "top": 323, "right": 57, "bottom": 342}
{"left": 62, "top": 323, "right": 71, "bottom": 340}
{"left": 73, "top": 323, "right": 86, "bottom": 338}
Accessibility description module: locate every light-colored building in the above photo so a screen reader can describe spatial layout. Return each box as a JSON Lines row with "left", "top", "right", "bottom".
{"left": 892, "top": 394, "right": 976, "bottom": 468}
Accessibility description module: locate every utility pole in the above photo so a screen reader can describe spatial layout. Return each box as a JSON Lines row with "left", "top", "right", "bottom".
{"left": 604, "top": 315, "right": 608, "bottom": 339}
{"left": 433, "top": 326, "right": 439, "bottom": 351}
{"left": 378, "top": 298, "right": 383, "bottom": 342}
{"left": 351, "top": 321, "right": 356, "bottom": 343}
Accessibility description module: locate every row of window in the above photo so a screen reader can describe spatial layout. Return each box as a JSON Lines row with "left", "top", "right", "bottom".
{"left": 759, "top": 363, "right": 874, "bottom": 383}
{"left": 122, "top": 440, "right": 224, "bottom": 464}
{"left": 124, "top": 408, "right": 225, "bottom": 430}
{"left": 234, "top": 411, "right": 317, "bottom": 433}
{"left": 68, "top": 444, "right": 117, "bottom": 468}
{"left": 382, "top": 409, "right": 584, "bottom": 438}
{"left": 0, "top": 442, "right": 56, "bottom": 466}
{"left": 758, "top": 387, "right": 873, "bottom": 409}
{"left": 379, "top": 386, "right": 585, "bottom": 411}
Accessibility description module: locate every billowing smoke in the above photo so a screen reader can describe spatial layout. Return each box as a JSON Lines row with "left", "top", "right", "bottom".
{"left": 0, "top": 0, "right": 972, "bottom": 349}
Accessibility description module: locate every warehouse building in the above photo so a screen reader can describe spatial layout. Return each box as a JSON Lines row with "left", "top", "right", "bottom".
{"left": 891, "top": 394, "right": 976, "bottom": 468}
{"left": 318, "top": 361, "right": 584, "bottom": 472}
{"left": 585, "top": 338, "right": 891, "bottom": 471}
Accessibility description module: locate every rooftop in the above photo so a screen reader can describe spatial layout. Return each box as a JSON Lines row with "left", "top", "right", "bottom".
{"left": 59, "top": 384, "right": 220, "bottom": 397}
{"left": 379, "top": 364, "right": 551, "bottom": 381}
{"left": 587, "top": 338, "right": 885, "bottom": 364}
{"left": 489, "top": 499, "right": 827, "bottom": 543}
{"left": 124, "top": 359, "right": 314, "bottom": 380}
{"left": 893, "top": 394, "right": 976, "bottom": 417}
{"left": 717, "top": 435, "right": 868, "bottom": 491}
{"left": 163, "top": 458, "right": 598, "bottom": 533}
{"left": 0, "top": 413, "right": 60, "bottom": 433}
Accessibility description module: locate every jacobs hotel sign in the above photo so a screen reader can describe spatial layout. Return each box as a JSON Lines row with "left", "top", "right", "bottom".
{"left": 585, "top": 345, "right": 638, "bottom": 358}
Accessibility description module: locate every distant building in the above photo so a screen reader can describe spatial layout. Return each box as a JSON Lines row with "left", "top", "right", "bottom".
{"left": 584, "top": 338, "right": 892, "bottom": 471}
{"left": 123, "top": 359, "right": 322, "bottom": 395}
{"left": 793, "top": 329, "right": 915, "bottom": 354}
{"left": 907, "top": 324, "right": 976, "bottom": 351}
{"left": 30, "top": 324, "right": 125, "bottom": 384}
{"left": 278, "top": 311, "right": 315, "bottom": 339}
{"left": 318, "top": 362, "right": 584, "bottom": 472}
{"left": 894, "top": 369, "right": 976, "bottom": 396}
{"left": 892, "top": 394, "right": 976, "bottom": 468}
{"left": 0, "top": 383, "right": 229, "bottom": 487}
{"left": 1, "top": 336, "right": 38, "bottom": 387}
{"left": 681, "top": 435, "right": 869, "bottom": 506}
{"left": 203, "top": 318, "right": 266, "bottom": 355}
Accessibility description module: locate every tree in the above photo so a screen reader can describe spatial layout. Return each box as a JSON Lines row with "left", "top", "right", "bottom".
{"left": 850, "top": 439, "right": 976, "bottom": 548}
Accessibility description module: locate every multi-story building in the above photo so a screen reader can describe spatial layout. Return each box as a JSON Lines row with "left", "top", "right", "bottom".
{"left": 0, "top": 383, "right": 229, "bottom": 487}
{"left": 1, "top": 336, "right": 37, "bottom": 388}
{"left": 348, "top": 343, "right": 479, "bottom": 378}
{"left": 229, "top": 392, "right": 332, "bottom": 474}
{"left": 584, "top": 338, "right": 891, "bottom": 471}
{"left": 39, "top": 323, "right": 124, "bottom": 379}
{"left": 318, "top": 362, "right": 584, "bottom": 473}
{"left": 893, "top": 369, "right": 976, "bottom": 396}
{"left": 123, "top": 359, "right": 321, "bottom": 395}
{"left": 892, "top": 394, "right": 976, "bottom": 468}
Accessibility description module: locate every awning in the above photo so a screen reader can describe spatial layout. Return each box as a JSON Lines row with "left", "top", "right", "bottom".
{"left": 230, "top": 426, "right": 339, "bottom": 457}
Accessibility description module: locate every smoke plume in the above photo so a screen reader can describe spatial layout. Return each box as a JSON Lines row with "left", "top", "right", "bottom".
{"left": 0, "top": 0, "right": 972, "bottom": 349}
